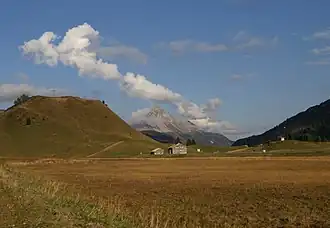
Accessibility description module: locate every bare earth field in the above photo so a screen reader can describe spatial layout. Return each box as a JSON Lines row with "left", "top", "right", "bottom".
{"left": 5, "top": 157, "right": 330, "bottom": 228}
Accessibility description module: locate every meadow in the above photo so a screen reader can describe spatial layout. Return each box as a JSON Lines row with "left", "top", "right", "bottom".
{"left": 2, "top": 156, "right": 330, "bottom": 228}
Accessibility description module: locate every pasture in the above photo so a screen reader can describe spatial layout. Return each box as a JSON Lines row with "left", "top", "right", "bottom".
{"left": 2, "top": 156, "right": 330, "bottom": 227}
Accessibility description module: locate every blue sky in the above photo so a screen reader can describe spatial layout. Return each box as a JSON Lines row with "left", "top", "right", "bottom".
{"left": 1, "top": 0, "right": 330, "bottom": 140}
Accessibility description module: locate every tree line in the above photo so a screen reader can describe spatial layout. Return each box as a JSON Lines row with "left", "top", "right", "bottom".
{"left": 174, "top": 137, "right": 197, "bottom": 146}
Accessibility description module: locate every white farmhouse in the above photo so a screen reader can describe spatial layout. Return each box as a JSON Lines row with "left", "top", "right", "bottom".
{"left": 168, "top": 143, "right": 187, "bottom": 155}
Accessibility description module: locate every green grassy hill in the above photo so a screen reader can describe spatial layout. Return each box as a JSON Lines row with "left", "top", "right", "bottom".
{"left": 0, "top": 96, "right": 160, "bottom": 158}
{"left": 235, "top": 140, "right": 330, "bottom": 156}
{"left": 259, "top": 140, "right": 330, "bottom": 153}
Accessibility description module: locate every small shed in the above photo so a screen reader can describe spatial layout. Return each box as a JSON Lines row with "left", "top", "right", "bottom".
{"left": 168, "top": 143, "right": 187, "bottom": 155}
{"left": 150, "top": 148, "right": 164, "bottom": 155}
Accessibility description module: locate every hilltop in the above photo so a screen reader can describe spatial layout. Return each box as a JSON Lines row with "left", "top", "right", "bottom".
{"left": 233, "top": 99, "right": 330, "bottom": 147}
{"left": 0, "top": 96, "right": 159, "bottom": 158}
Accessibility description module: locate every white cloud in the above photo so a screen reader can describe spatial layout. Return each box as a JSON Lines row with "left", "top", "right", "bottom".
{"left": 305, "top": 59, "right": 330, "bottom": 66}
{"left": 175, "top": 98, "right": 222, "bottom": 120}
{"left": 131, "top": 108, "right": 151, "bottom": 120}
{"left": 20, "top": 23, "right": 121, "bottom": 80}
{"left": 175, "top": 101, "right": 207, "bottom": 119}
{"left": 120, "top": 72, "right": 182, "bottom": 102}
{"left": 189, "top": 118, "right": 240, "bottom": 134}
{"left": 311, "top": 46, "right": 330, "bottom": 55}
{"left": 204, "top": 98, "right": 222, "bottom": 111}
{"left": 97, "top": 45, "right": 148, "bottom": 64}
{"left": 173, "top": 98, "right": 238, "bottom": 134}
{"left": 0, "top": 84, "right": 66, "bottom": 103}
{"left": 158, "top": 39, "right": 228, "bottom": 54}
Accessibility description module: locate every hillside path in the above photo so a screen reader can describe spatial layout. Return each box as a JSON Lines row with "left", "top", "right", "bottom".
{"left": 86, "top": 141, "right": 124, "bottom": 158}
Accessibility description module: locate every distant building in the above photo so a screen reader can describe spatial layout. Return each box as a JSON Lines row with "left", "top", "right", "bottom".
{"left": 150, "top": 148, "right": 164, "bottom": 155}
{"left": 168, "top": 143, "right": 187, "bottom": 155}
{"left": 278, "top": 136, "right": 285, "bottom": 142}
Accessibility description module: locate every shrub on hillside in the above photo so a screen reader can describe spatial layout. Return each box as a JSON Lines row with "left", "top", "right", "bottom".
{"left": 14, "top": 94, "right": 31, "bottom": 106}
{"left": 26, "top": 117, "right": 31, "bottom": 125}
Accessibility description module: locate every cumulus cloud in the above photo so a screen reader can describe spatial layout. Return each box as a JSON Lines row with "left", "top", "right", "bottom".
{"left": 197, "top": 98, "right": 223, "bottom": 119}
{"left": 20, "top": 23, "right": 121, "bottom": 80}
{"left": 157, "top": 40, "right": 228, "bottom": 54}
{"left": 131, "top": 108, "right": 151, "bottom": 120}
{"left": 0, "top": 84, "right": 66, "bottom": 103}
{"left": 204, "top": 98, "right": 222, "bottom": 112}
{"left": 20, "top": 23, "right": 239, "bottom": 135}
{"left": 190, "top": 119, "right": 237, "bottom": 134}
{"left": 120, "top": 73, "right": 183, "bottom": 102}
{"left": 175, "top": 101, "right": 207, "bottom": 119}
{"left": 173, "top": 98, "right": 236, "bottom": 134}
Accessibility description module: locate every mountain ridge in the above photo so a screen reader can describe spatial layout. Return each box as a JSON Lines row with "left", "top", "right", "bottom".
{"left": 232, "top": 98, "right": 330, "bottom": 146}
{"left": 130, "top": 106, "right": 232, "bottom": 146}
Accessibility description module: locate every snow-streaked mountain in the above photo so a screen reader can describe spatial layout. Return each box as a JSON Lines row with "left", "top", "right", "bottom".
{"left": 131, "top": 106, "right": 197, "bottom": 133}
{"left": 130, "top": 107, "right": 233, "bottom": 146}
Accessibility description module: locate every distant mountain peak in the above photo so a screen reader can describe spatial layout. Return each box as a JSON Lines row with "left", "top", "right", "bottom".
{"left": 130, "top": 106, "right": 232, "bottom": 146}
{"left": 147, "top": 106, "right": 170, "bottom": 118}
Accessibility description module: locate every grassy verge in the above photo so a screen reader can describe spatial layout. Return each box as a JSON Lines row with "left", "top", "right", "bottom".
{"left": 0, "top": 165, "right": 133, "bottom": 228}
